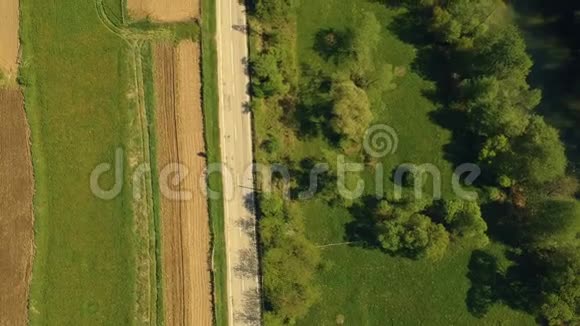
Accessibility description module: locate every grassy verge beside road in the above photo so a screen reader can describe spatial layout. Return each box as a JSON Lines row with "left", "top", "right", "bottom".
{"left": 200, "top": 0, "right": 229, "bottom": 324}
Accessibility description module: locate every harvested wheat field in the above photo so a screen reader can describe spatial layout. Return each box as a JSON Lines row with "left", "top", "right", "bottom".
{"left": 127, "top": 0, "right": 199, "bottom": 22}
{"left": 0, "top": 0, "right": 20, "bottom": 80}
{"left": 153, "top": 40, "right": 212, "bottom": 326}
{"left": 0, "top": 89, "right": 34, "bottom": 326}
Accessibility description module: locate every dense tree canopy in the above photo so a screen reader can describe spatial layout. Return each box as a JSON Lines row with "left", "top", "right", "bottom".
{"left": 439, "top": 199, "right": 489, "bottom": 247}
{"left": 259, "top": 194, "right": 321, "bottom": 323}
{"left": 476, "top": 25, "right": 533, "bottom": 81}
{"left": 536, "top": 246, "right": 580, "bottom": 325}
{"left": 503, "top": 116, "right": 567, "bottom": 185}
{"left": 378, "top": 213, "right": 450, "bottom": 261}
{"left": 430, "top": 0, "right": 495, "bottom": 48}
{"left": 254, "top": 0, "right": 294, "bottom": 23}
{"left": 330, "top": 79, "right": 373, "bottom": 146}
{"left": 263, "top": 236, "right": 321, "bottom": 321}
{"left": 251, "top": 51, "right": 289, "bottom": 98}
{"left": 525, "top": 198, "right": 580, "bottom": 249}
{"left": 373, "top": 198, "right": 460, "bottom": 261}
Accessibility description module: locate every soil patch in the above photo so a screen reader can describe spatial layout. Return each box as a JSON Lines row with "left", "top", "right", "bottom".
{"left": 0, "top": 0, "right": 20, "bottom": 80}
{"left": 153, "top": 40, "right": 212, "bottom": 326}
{"left": 0, "top": 89, "right": 34, "bottom": 326}
{"left": 127, "top": 0, "right": 200, "bottom": 22}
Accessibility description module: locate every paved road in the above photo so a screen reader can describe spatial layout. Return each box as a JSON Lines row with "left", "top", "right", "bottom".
{"left": 216, "top": 0, "right": 261, "bottom": 325}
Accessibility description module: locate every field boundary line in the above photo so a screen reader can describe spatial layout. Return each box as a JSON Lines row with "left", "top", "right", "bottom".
{"left": 200, "top": 0, "right": 229, "bottom": 324}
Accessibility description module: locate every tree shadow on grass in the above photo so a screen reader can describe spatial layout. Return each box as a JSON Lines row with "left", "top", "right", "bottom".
{"left": 288, "top": 157, "right": 338, "bottom": 201}
{"left": 466, "top": 249, "right": 544, "bottom": 319}
{"left": 313, "top": 28, "right": 355, "bottom": 65}
{"left": 388, "top": 6, "right": 479, "bottom": 169}
{"left": 345, "top": 196, "right": 381, "bottom": 247}
{"left": 428, "top": 108, "right": 480, "bottom": 165}
{"left": 289, "top": 64, "right": 344, "bottom": 148}
{"left": 480, "top": 201, "right": 523, "bottom": 247}
{"left": 466, "top": 250, "right": 500, "bottom": 317}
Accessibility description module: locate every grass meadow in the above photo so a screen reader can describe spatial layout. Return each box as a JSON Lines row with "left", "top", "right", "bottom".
{"left": 21, "top": 0, "right": 139, "bottom": 324}
{"left": 253, "top": 0, "right": 538, "bottom": 324}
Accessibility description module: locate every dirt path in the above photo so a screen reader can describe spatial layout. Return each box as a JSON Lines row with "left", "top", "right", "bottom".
{"left": 127, "top": 0, "right": 199, "bottom": 22}
{"left": 153, "top": 40, "right": 212, "bottom": 326}
{"left": 0, "top": 0, "right": 19, "bottom": 80}
{"left": 0, "top": 89, "right": 34, "bottom": 326}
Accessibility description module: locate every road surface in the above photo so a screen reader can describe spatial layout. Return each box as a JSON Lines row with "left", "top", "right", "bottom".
{"left": 216, "top": 0, "right": 261, "bottom": 325}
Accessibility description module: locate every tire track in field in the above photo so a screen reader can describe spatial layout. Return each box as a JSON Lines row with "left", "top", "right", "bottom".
{"left": 95, "top": 2, "right": 160, "bottom": 324}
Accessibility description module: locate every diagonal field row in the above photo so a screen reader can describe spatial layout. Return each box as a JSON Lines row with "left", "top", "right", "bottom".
{"left": 153, "top": 41, "right": 213, "bottom": 326}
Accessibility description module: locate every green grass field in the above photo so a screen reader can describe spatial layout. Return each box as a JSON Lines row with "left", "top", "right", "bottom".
{"left": 21, "top": 0, "right": 143, "bottom": 324}
{"left": 253, "top": 0, "right": 537, "bottom": 324}
{"left": 299, "top": 201, "right": 535, "bottom": 325}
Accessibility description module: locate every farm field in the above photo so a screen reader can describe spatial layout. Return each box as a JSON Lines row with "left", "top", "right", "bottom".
{"left": 251, "top": 0, "right": 539, "bottom": 324}
{"left": 21, "top": 0, "right": 216, "bottom": 323}
{"left": 0, "top": 89, "right": 34, "bottom": 326}
{"left": 0, "top": 1, "right": 35, "bottom": 325}
{"left": 127, "top": 0, "right": 199, "bottom": 22}
{"left": 20, "top": 0, "right": 154, "bottom": 324}
{"left": 152, "top": 40, "right": 212, "bottom": 326}
{"left": 0, "top": 0, "right": 20, "bottom": 81}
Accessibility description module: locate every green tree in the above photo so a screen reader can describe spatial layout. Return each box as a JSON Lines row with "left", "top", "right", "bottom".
{"left": 251, "top": 51, "right": 289, "bottom": 98}
{"left": 459, "top": 77, "right": 533, "bottom": 138}
{"left": 330, "top": 79, "right": 373, "bottom": 146}
{"left": 477, "top": 25, "right": 533, "bottom": 81}
{"left": 536, "top": 246, "right": 580, "bottom": 325}
{"left": 402, "top": 214, "right": 450, "bottom": 260}
{"left": 378, "top": 219, "right": 405, "bottom": 252}
{"left": 440, "top": 199, "right": 489, "bottom": 247}
{"left": 505, "top": 116, "right": 567, "bottom": 185}
{"left": 424, "top": 222, "right": 451, "bottom": 261}
{"left": 430, "top": 0, "right": 495, "bottom": 48}
{"left": 479, "top": 135, "right": 510, "bottom": 163}
{"left": 541, "top": 294, "right": 575, "bottom": 325}
{"left": 377, "top": 210, "right": 450, "bottom": 261}
{"left": 255, "top": 0, "right": 293, "bottom": 23}
{"left": 526, "top": 199, "right": 580, "bottom": 249}
{"left": 259, "top": 195, "right": 321, "bottom": 323}
{"left": 263, "top": 236, "right": 321, "bottom": 322}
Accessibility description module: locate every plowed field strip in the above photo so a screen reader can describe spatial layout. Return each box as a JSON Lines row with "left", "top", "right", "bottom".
{"left": 127, "top": 0, "right": 199, "bottom": 22}
{"left": 153, "top": 40, "right": 212, "bottom": 326}
{"left": 0, "top": 89, "right": 34, "bottom": 326}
